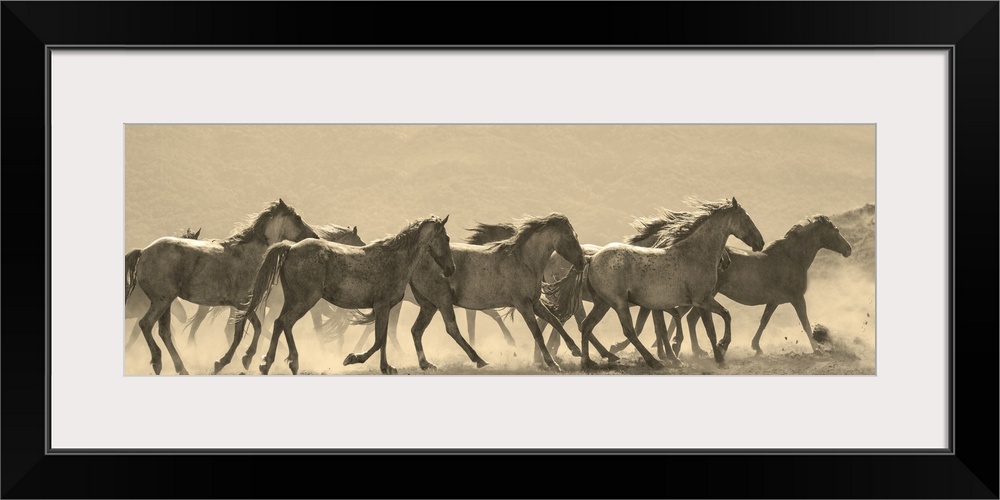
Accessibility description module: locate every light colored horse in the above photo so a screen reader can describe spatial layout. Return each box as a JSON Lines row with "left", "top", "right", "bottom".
{"left": 388, "top": 213, "right": 588, "bottom": 372}
{"left": 650, "top": 214, "right": 853, "bottom": 356}
{"left": 573, "top": 197, "right": 764, "bottom": 369}
{"left": 221, "top": 215, "right": 455, "bottom": 375}
{"left": 124, "top": 199, "right": 318, "bottom": 375}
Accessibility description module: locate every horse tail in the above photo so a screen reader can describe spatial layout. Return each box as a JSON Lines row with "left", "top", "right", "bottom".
{"left": 124, "top": 249, "right": 141, "bottom": 304}
{"left": 499, "top": 307, "right": 516, "bottom": 322}
{"left": 170, "top": 300, "right": 188, "bottom": 323}
{"left": 350, "top": 309, "right": 376, "bottom": 326}
{"left": 540, "top": 264, "right": 584, "bottom": 323}
{"left": 234, "top": 242, "right": 292, "bottom": 325}
{"left": 319, "top": 308, "right": 352, "bottom": 340}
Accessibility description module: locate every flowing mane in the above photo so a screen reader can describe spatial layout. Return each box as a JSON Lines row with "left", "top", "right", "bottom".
{"left": 225, "top": 201, "right": 293, "bottom": 244}
{"left": 315, "top": 223, "right": 354, "bottom": 241}
{"left": 625, "top": 209, "right": 691, "bottom": 244}
{"left": 371, "top": 216, "right": 441, "bottom": 252}
{"left": 464, "top": 222, "right": 517, "bottom": 244}
{"left": 637, "top": 197, "right": 737, "bottom": 248}
{"left": 783, "top": 215, "right": 832, "bottom": 238}
{"left": 485, "top": 213, "right": 570, "bottom": 256}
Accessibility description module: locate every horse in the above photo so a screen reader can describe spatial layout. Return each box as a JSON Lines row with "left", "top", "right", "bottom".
{"left": 362, "top": 213, "right": 589, "bottom": 372}
{"left": 571, "top": 197, "right": 764, "bottom": 369}
{"left": 125, "top": 199, "right": 319, "bottom": 375}
{"left": 220, "top": 215, "right": 455, "bottom": 375}
{"left": 124, "top": 228, "right": 201, "bottom": 350}
{"left": 539, "top": 211, "right": 732, "bottom": 360}
{"left": 645, "top": 214, "right": 853, "bottom": 356}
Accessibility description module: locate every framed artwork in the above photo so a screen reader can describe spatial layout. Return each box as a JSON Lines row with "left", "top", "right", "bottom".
{"left": 5, "top": 2, "right": 996, "bottom": 498}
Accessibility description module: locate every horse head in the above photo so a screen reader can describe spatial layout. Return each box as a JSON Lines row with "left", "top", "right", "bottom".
{"left": 265, "top": 199, "right": 318, "bottom": 244}
{"left": 818, "top": 216, "right": 853, "bottom": 257}
{"left": 419, "top": 215, "right": 455, "bottom": 277}
{"left": 551, "top": 214, "right": 586, "bottom": 271}
{"left": 728, "top": 197, "right": 765, "bottom": 251}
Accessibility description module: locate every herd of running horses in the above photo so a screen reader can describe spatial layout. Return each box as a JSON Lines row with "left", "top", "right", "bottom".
{"left": 124, "top": 196, "right": 853, "bottom": 375}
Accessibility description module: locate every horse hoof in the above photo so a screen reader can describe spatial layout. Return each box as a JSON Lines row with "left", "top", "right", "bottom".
{"left": 604, "top": 353, "right": 620, "bottom": 363}
{"left": 672, "top": 343, "right": 682, "bottom": 356}
{"left": 548, "top": 362, "right": 563, "bottom": 373}
{"left": 569, "top": 348, "right": 582, "bottom": 357}
{"left": 259, "top": 363, "right": 271, "bottom": 375}
{"left": 151, "top": 362, "right": 162, "bottom": 375}
{"left": 381, "top": 366, "right": 398, "bottom": 375}
{"left": 671, "top": 359, "right": 685, "bottom": 369}
{"left": 420, "top": 362, "right": 437, "bottom": 371}
{"left": 476, "top": 359, "right": 489, "bottom": 369}
{"left": 177, "top": 367, "right": 189, "bottom": 375}
{"left": 286, "top": 358, "right": 299, "bottom": 375}
{"left": 241, "top": 355, "right": 253, "bottom": 370}
{"left": 693, "top": 349, "right": 709, "bottom": 357}
{"left": 343, "top": 353, "right": 360, "bottom": 366}
{"left": 581, "top": 359, "right": 600, "bottom": 371}
{"left": 608, "top": 343, "right": 626, "bottom": 355}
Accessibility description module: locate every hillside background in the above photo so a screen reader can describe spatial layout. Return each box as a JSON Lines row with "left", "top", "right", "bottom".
{"left": 125, "top": 124, "right": 876, "bottom": 374}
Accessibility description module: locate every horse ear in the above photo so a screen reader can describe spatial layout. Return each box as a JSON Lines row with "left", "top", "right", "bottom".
{"left": 278, "top": 198, "right": 287, "bottom": 208}
{"left": 194, "top": 229, "right": 201, "bottom": 239}
{"left": 731, "top": 197, "right": 740, "bottom": 208}
{"left": 353, "top": 226, "right": 358, "bottom": 234}
{"left": 442, "top": 214, "right": 450, "bottom": 225}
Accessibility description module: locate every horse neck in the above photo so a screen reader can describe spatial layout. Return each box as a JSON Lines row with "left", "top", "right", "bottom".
{"left": 516, "top": 228, "right": 560, "bottom": 277}
{"left": 377, "top": 233, "right": 429, "bottom": 276}
{"left": 769, "top": 229, "right": 825, "bottom": 269}
{"left": 674, "top": 213, "right": 735, "bottom": 263}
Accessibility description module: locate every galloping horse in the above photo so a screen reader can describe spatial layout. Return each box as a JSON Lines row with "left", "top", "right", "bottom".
{"left": 125, "top": 199, "right": 318, "bottom": 375}
{"left": 646, "top": 214, "right": 852, "bottom": 356}
{"left": 125, "top": 228, "right": 200, "bottom": 350}
{"left": 220, "top": 215, "right": 455, "bottom": 375}
{"left": 573, "top": 197, "right": 764, "bottom": 369}
{"left": 379, "top": 213, "right": 588, "bottom": 372}
{"left": 174, "top": 224, "right": 366, "bottom": 351}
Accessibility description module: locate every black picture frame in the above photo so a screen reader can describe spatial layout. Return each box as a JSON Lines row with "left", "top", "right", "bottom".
{"left": 3, "top": 2, "right": 996, "bottom": 498}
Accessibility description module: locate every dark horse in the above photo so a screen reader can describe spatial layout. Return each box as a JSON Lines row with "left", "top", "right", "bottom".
{"left": 125, "top": 199, "right": 318, "bottom": 375}
{"left": 222, "top": 215, "right": 455, "bottom": 375}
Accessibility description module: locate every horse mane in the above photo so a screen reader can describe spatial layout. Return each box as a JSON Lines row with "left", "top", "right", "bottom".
{"left": 464, "top": 222, "right": 517, "bottom": 244}
{"left": 314, "top": 223, "right": 354, "bottom": 242}
{"left": 640, "top": 197, "right": 737, "bottom": 248}
{"left": 782, "top": 214, "right": 832, "bottom": 238}
{"left": 225, "top": 201, "right": 292, "bottom": 244}
{"left": 624, "top": 209, "right": 691, "bottom": 244}
{"left": 371, "top": 216, "right": 440, "bottom": 252}
{"left": 485, "top": 213, "right": 570, "bottom": 256}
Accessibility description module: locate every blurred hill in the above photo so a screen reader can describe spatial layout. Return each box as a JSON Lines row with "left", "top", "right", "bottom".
{"left": 125, "top": 125, "right": 875, "bottom": 251}
{"left": 812, "top": 202, "right": 876, "bottom": 279}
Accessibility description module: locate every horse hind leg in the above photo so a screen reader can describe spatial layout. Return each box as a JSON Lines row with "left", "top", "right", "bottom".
{"left": 156, "top": 305, "right": 188, "bottom": 375}
{"left": 751, "top": 303, "right": 779, "bottom": 355}
{"left": 137, "top": 300, "right": 168, "bottom": 375}
{"left": 684, "top": 308, "right": 708, "bottom": 357}
{"left": 239, "top": 311, "right": 263, "bottom": 370}
{"left": 261, "top": 295, "right": 315, "bottom": 375}
{"left": 578, "top": 301, "right": 612, "bottom": 371}
{"left": 611, "top": 306, "right": 651, "bottom": 355}
{"left": 403, "top": 302, "right": 438, "bottom": 370}
{"left": 653, "top": 310, "right": 683, "bottom": 366}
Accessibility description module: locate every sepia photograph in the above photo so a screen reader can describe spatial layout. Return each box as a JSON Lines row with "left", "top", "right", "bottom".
{"left": 124, "top": 124, "right": 876, "bottom": 376}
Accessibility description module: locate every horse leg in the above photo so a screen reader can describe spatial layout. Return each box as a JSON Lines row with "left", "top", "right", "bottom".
{"left": 705, "top": 299, "right": 733, "bottom": 355}
{"left": 654, "top": 310, "right": 683, "bottom": 366}
{"left": 699, "top": 307, "right": 726, "bottom": 365}
{"left": 239, "top": 311, "right": 263, "bottom": 370}
{"left": 515, "top": 301, "right": 561, "bottom": 372}
{"left": 750, "top": 303, "right": 779, "bottom": 356}
{"left": 483, "top": 308, "right": 517, "bottom": 347}
{"left": 465, "top": 309, "right": 477, "bottom": 347}
{"left": 534, "top": 315, "right": 562, "bottom": 363}
{"left": 684, "top": 308, "right": 708, "bottom": 357}
{"left": 533, "top": 300, "right": 583, "bottom": 358}
{"left": 406, "top": 303, "right": 438, "bottom": 370}
{"left": 387, "top": 301, "right": 403, "bottom": 352}
{"left": 137, "top": 298, "right": 171, "bottom": 375}
{"left": 616, "top": 305, "right": 663, "bottom": 369}
{"left": 353, "top": 323, "right": 374, "bottom": 353}
{"left": 213, "top": 312, "right": 250, "bottom": 374}
{"left": 156, "top": 305, "right": 188, "bottom": 375}
{"left": 578, "top": 301, "right": 612, "bottom": 371}
{"left": 262, "top": 290, "right": 318, "bottom": 375}
{"left": 789, "top": 296, "right": 820, "bottom": 353}
{"left": 439, "top": 305, "right": 489, "bottom": 368}
{"left": 611, "top": 306, "right": 650, "bottom": 354}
